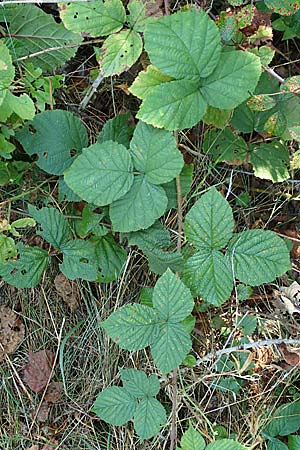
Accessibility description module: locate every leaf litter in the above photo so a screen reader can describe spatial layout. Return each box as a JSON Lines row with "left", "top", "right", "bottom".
{"left": 0, "top": 304, "right": 25, "bottom": 361}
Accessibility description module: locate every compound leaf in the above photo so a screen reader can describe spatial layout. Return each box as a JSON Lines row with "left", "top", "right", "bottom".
{"left": 64, "top": 141, "right": 134, "bottom": 206}
{"left": 181, "top": 424, "right": 206, "bottom": 450}
{"left": 97, "top": 112, "right": 132, "bottom": 148}
{"left": 100, "top": 30, "right": 143, "bottom": 76}
{"left": 59, "top": 0, "right": 126, "bottom": 37}
{"left": 109, "top": 176, "right": 168, "bottom": 232}
{"left": 16, "top": 110, "right": 88, "bottom": 175}
{"left": 120, "top": 369, "right": 160, "bottom": 398}
{"left": 28, "top": 205, "right": 71, "bottom": 250}
{"left": 201, "top": 51, "right": 261, "bottom": 110}
{"left": 151, "top": 322, "right": 191, "bottom": 373}
{"left": 60, "top": 239, "right": 98, "bottom": 281}
{"left": 183, "top": 249, "right": 233, "bottom": 306}
{"left": 137, "top": 79, "right": 206, "bottom": 131}
{"left": 227, "top": 230, "right": 291, "bottom": 286}
{"left": 102, "top": 304, "right": 159, "bottom": 350}
{"left": 129, "top": 65, "right": 173, "bottom": 100}
{"left": 249, "top": 141, "right": 290, "bottom": 182}
{"left": 144, "top": 9, "right": 221, "bottom": 80}
{"left": 92, "top": 386, "right": 137, "bottom": 426}
{"left": 130, "top": 121, "right": 183, "bottom": 185}
{"left": 153, "top": 269, "right": 194, "bottom": 322}
{"left": 4, "top": 5, "right": 82, "bottom": 72}
{"left": 134, "top": 397, "right": 167, "bottom": 440}
{"left": 184, "top": 187, "right": 234, "bottom": 250}
{"left": 0, "top": 244, "right": 49, "bottom": 288}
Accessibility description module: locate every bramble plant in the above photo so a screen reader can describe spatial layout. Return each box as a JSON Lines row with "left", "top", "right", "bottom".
{"left": 1, "top": 0, "right": 300, "bottom": 446}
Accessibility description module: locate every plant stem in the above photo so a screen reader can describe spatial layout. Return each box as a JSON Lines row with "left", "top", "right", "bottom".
{"left": 0, "top": 177, "right": 56, "bottom": 207}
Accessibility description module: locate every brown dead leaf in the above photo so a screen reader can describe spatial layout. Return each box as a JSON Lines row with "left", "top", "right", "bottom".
{"left": 278, "top": 342, "right": 300, "bottom": 367}
{"left": 44, "top": 381, "right": 63, "bottom": 403}
{"left": 23, "top": 350, "right": 55, "bottom": 393}
{"left": 54, "top": 273, "right": 79, "bottom": 312}
{"left": 279, "top": 281, "right": 300, "bottom": 315}
{"left": 32, "top": 400, "right": 50, "bottom": 423}
{"left": 0, "top": 305, "right": 25, "bottom": 362}
{"left": 41, "top": 441, "right": 58, "bottom": 450}
{"left": 28, "top": 446, "right": 39, "bottom": 450}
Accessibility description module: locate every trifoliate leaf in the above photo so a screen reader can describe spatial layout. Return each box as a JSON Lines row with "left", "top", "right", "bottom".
{"left": 153, "top": 269, "right": 194, "bottom": 322}
{"left": 129, "top": 65, "right": 173, "bottom": 100}
{"left": 201, "top": 51, "right": 261, "bottom": 110}
{"left": 134, "top": 397, "right": 167, "bottom": 440}
{"left": 181, "top": 424, "right": 206, "bottom": 450}
{"left": 146, "top": 248, "right": 183, "bottom": 275}
{"left": 28, "top": 205, "right": 71, "bottom": 250}
{"left": 144, "top": 9, "right": 221, "bottom": 80}
{"left": 184, "top": 187, "right": 234, "bottom": 250}
{"left": 120, "top": 369, "right": 160, "bottom": 397}
{"left": 92, "top": 387, "right": 137, "bottom": 426}
{"left": 109, "top": 176, "right": 168, "bottom": 232}
{"left": 102, "top": 304, "right": 159, "bottom": 350}
{"left": 60, "top": 239, "right": 98, "bottom": 281}
{"left": 97, "top": 112, "right": 132, "bottom": 148}
{"left": 227, "top": 230, "right": 291, "bottom": 286}
{"left": 59, "top": 0, "right": 126, "bottom": 37}
{"left": 130, "top": 121, "right": 183, "bottom": 185}
{"left": 0, "top": 244, "right": 49, "bottom": 288}
{"left": 4, "top": 5, "right": 82, "bottom": 72}
{"left": 64, "top": 141, "right": 134, "bottom": 206}
{"left": 249, "top": 141, "right": 290, "bottom": 182}
{"left": 203, "top": 128, "right": 248, "bottom": 163}
{"left": 17, "top": 110, "right": 88, "bottom": 175}
{"left": 100, "top": 30, "right": 143, "bottom": 76}
{"left": 183, "top": 249, "right": 233, "bottom": 306}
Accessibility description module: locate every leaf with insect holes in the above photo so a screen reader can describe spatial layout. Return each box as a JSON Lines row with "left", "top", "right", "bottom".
{"left": 100, "top": 29, "right": 143, "bottom": 76}
{"left": 227, "top": 230, "right": 291, "bottom": 286}
{"left": 130, "top": 121, "right": 183, "bottom": 185}
{"left": 103, "top": 269, "right": 194, "bottom": 373}
{"left": 92, "top": 234, "right": 127, "bottom": 283}
{"left": 4, "top": 5, "right": 82, "bottom": 72}
{"left": 59, "top": 239, "right": 99, "bottom": 281}
{"left": 0, "top": 244, "right": 50, "bottom": 288}
{"left": 203, "top": 128, "right": 248, "bottom": 163}
{"left": 0, "top": 235, "right": 17, "bottom": 264}
{"left": 59, "top": 0, "right": 126, "bottom": 37}
{"left": 16, "top": 110, "right": 88, "bottom": 175}
{"left": 64, "top": 141, "right": 134, "bottom": 206}
{"left": 28, "top": 205, "right": 72, "bottom": 250}
{"left": 180, "top": 424, "right": 206, "bottom": 450}
{"left": 249, "top": 141, "right": 290, "bottom": 182}
{"left": 109, "top": 176, "right": 168, "bottom": 232}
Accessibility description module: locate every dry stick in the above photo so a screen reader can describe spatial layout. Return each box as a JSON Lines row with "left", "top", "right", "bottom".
{"left": 263, "top": 65, "right": 285, "bottom": 84}
{"left": 79, "top": 72, "right": 104, "bottom": 111}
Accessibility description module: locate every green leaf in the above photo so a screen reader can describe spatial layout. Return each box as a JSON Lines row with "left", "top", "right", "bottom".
{"left": 163, "top": 164, "right": 194, "bottom": 210}
{"left": 92, "top": 386, "right": 137, "bottom": 426}
{"left": 183, "top": 249, "right": 233, "bottom": 306}
{"left": 144, "top": 9, "right": 221, "bottom": 80}
{"left": 288, "top": 435, "right": 300, "bottom": 450}
{"left": 134, "top": 397, "right": 167, "bottom": 440}
{"left": 137, "top": 79, "right": 206, "bottom": 131}
{"left": 264, "top": 0, "right": 300, "bottom": 15}
{"left": 28, "top": 205, "right": 71, "bottom": 250}
{"left": 203, "top": 106, "right": 232, "bottom": 128}
{"left": 4, "top": 5, "right": 82, "bottom": 72}
{"left": 146, "top": 248, "right": 183, "bottom": 275}
{"left": 139, "top": 287, "right": 153, "bottom": 307}
{"left": 0, "top": 235, "right": 17, "bottom": 264}
{"left": 102, "top": 304, "right": 159, "bottom": 350}
{"left": 58, "top": 178, "right": 81, "bottom": 202}
{"left": 130, "top": 121, "right": 183, "bottom": 185}
{"left": 97, "top": 112, "right": 132, "bottom": 148}
{"left": 184, "top": 187, "right": 234, "bottom": 250}
{"left": 203, "top": 128, "right": 248, "bottom": 163}
{"left": 93, "top": 234, "right": 127, "bottom": 283}
{"left": 267, "top": 438, "right": 289, "bottom": 450}
{"left": 60, "top": 239, "right": 99, "bottom": 281}
{"left": 249, "top": 142, "right": 290, "bottom": 182}
{"left": 129, "top": 65, "right": 173, "bottom": 100}
{"left": 59, "top": 0, "right": 126, "bottom": 37}
{"left": 120, "top": 369, "right": 160, "bottom": 397}
{"left": 153, "top": 269, "right": 194, "bottom": 322}
{"left": 127, "top": 221, "right": 171, "bottom": 250}
{"left": 16, "top": 110, "right": 88, "bottom": 175}
{"left": 263, "top": 402, "right": 300, "bottom": 437}
{"left": 64, "top": 141, "right": 134, "bottom": 206}
{"left": 227, "top": 230, "right": 291, "bottom": 286}
{"left": 201, "top": 51, "right": 261, "bottom": 110}
{"left": 235, "top": 315, "right": 257, "bottom": 335}
{"left": 231, "top": 102, "right": 256, "bottom": 133}
{"left": 5, "top": 92, "right": 35, "bottom": 121}
{"left": 206, "top": 439, "right": 247, "bottom": 450}
{"left": 100, "top": 30, "right": 143, "bottom": 76}
{"left": 151, "top": 322, "right": 192, "bottom": 374}
{"left": 109, "top": 176, "right": 168, "bottom": 232}
{"left": 0, "top": 244, "right": 49, "bottom": 288}
{"left": 0, "top": 41, "right": 14, "bottom": 90}
{"left": 181, "top": 424, "right": 206, "bottom": 450}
